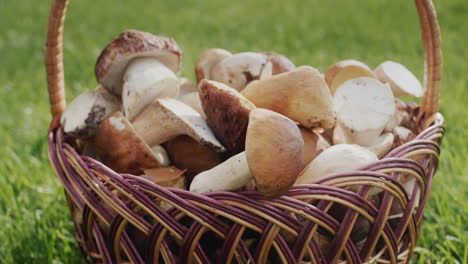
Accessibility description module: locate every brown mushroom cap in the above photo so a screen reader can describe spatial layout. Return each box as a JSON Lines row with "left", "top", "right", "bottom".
{"left": 262, "top": 51, "right": 295, "bottom": 75}
{"left": 246, "top": 108, "right": 304, "bottom": 198}
{"left": 241, "top": 66, "right": 336, "bottom": 129}
{"left": 95, "top": 30, "right": 182, "bottom": 95}
{"left": 95, "top": 112, "right": 162, "bottom": 174}
{"left": 164, "top": 135, "right": 223, "bottom": 184}
{"left": 199, "top": 79, "right": 256, "bottom": 154}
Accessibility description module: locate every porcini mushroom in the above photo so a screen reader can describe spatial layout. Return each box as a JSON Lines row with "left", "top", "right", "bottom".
{"left": 95, "top": 30, "right": 182, "bottom": 121}
{"left": 295, "top": 144, "right": 378, "bottom": 185}
{"left": 299, "top": 127, "right": 330, "bottom": 169}
{"left": 324, "top": 59, "right": 375, "bottom": 95}
{"left": 210, "top": 52, "right": 270, "bottom": 91}
{"left": 241, "top": 66, "right": 336, "bottom": 129}
{"left": 374, "top": 61, "right": 423, "bottom": 97}
{"left": 95, "top": 112, "right": 165, "bottom": 174}
{"left": 246, "top": 109, "right": 304, "bottom": 197}
{"left": 60, "top": 87, "right": 120, "bottom": 138}
{"left": 195, "top": 48, "right": 233, "bottom": 82}
{"left": 164, "top": 135, "right": 223, "bottom": 183}
{"left": 132, "top": 98, "right": 225, "bottom": 152}
{"left": 190, "top": 109, "right": 304, "bottom": 198}
{"left": 177, "top": 78, "right": 206, "bottom": 118}
{"left": 333, "top": 77, "right": 396, "bottom": 146}
{"left": 199, "top": 79, "right": 256, "bottom": 154}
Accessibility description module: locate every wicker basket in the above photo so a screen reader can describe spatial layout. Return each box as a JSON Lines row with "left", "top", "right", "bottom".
{"left": 45, "top": 0, "right": 444, "bottom": 263}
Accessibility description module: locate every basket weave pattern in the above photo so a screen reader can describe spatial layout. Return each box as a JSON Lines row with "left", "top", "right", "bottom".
{"left": 45, "top": 0, "right": 443, "bottom": 263}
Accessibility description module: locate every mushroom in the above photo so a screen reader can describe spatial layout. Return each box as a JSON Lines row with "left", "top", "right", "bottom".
{"left": 95, "top": 30, "right": 182, "bottom": 121}
{"left": 164, "top": 135, "right": 223, "bottom": 183}
{"left": 131, "top": 98, "right": 225, "bottom": 152}
{"left": 262, "top": 51, "right": 296, "bottom": 74}
{"left": 195, "top": 48, "right": 233, "bottom": 83}
{"left": 142, "top": 167, "right": 186, "bottom": 189}
{"left": 333, "top": 77, "right": 396, "bottom": 146}
{"left": 151, "top": 145, "right": 171, "bottom": 167}
{"left": 374, "top": 61, "right": 423, "bottom": 97}
{"left": 295, "top": 144, "right": 378, "bottom": 185}
{"left": 367, "top": 132, "right": 395, "bottom": 158}
{"left": 241, "top": 66, "right": 336, "bottom": 130}
{"left": 299, "top": 127, "right": 330, "bottom": 169}
{"left": 210, "top": 52, "right": 270, "bottom": 91}
{"left": 95, "top": 112, "right": 165, "bottom": 174}
{"left": 199, "top": 79, "right": 256, "bottom": 154}
{"left": 190, "top": 108, "right": 304, "bottom": 198}
{"left": 189, "top": 152, "right": 252, "bottom": 193}
{"left": 60, "top": 87, "right": 121, "bottom": 138}
{"left": 324, "top": 59, "right": 375, "bottom": 95}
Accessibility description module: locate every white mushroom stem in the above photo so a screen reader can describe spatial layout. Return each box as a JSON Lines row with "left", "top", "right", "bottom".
{"left": 333, "top": 77, "right": 396, "bottom": 146}
{"left": 190, "top": 152, "right": 252, "bottom": 193}
{"left": 295, "top": 144, "right": 378, "bottom": 185}
{"left": 151, "top": 145, "right": 171, "bottom": 166}
{"left": 132, "top": 98, "right": 225, "bottom": 152}
{"left": 122, "top": 57, "right": 179, "bottom": 121}
{"left": 61, "top": 88, "right": 120, "bottom": 137}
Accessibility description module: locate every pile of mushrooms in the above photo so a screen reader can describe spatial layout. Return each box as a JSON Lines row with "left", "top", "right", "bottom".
{"left": 61, "top": 29, "right": 422, "bottom": 200}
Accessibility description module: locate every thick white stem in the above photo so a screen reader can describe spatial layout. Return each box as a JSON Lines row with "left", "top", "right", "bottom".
{"left": 190, "top": 152, "right": 252, "bottom": 193}
{"left": 122, "top": 57, "right": 179, "bottom": 121}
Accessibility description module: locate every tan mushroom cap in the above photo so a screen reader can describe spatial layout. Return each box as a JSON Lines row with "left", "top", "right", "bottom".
{"left": 195, "top": 48, "right": 233, "bottom": 83}
{"left": 299, "top": 127, "right": 330, "bottom": 169}
{"left": 164, "top": 135, "right": 223, "bottom": 183}
{"left": 132, "top": 98, "right": 226, "bottom": 152}
{"left": 246, "top": 108, "right": 304, "bottom": 198}
{"left": 374, "top": 61, "right": 423, "bottom": 97}
{"left": 95, "top": 30, "right": 182, "bottom": 95}
{"left": 95, "top": 112, "right": 162, "bottom": 174}
{"left": 241, "top": 66, "right": 336, "bottom": 129}
{"left": 262, "top": 51, "right": 296, "bottom": 75}
{"left": 199, "top": 80, "right": 256, "bottom": 154}
{"left": 324, "top": 59, "right": 375, "bottom": 95}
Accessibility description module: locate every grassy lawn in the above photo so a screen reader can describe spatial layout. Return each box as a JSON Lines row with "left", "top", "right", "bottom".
{"left": 0, "top": 0, "right": 466, "bottom": 263}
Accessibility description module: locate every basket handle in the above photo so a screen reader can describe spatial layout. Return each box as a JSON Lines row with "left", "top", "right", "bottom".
{"left": 45, "top": 0, "right": 442, "bottom": 121}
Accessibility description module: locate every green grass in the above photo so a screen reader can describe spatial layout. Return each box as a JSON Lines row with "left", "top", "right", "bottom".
{"left": 0, "top": 0, "right": 466, "bottom": 263}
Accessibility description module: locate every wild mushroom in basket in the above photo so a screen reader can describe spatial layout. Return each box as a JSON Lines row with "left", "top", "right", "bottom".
{"left": 195, "top": 48, "right": 233, "bottom": 83}
{"left": 241, "top": 66, "right": 336, "bottom": 130}
{"left": 131, "top": 98, "right": 226, "bottom": 152}
{"left": 324, "top": 59, "right": 375, "bottom": 95}
{"left": 60, "top": 86, "right": 120, "bottom": 138}
{"left": 299, "top": 127, "right": 330, "bottom": 170}
{"left": 190, "top": 108, "right": 304, "bottom": 198}
{"left": 295, "top": 144, "right": 378, "bottom": 185}
{"left": 95, "top": 30, "right": 182, "bottom": 121}
{"left": 333, "top": 77, "right": 396, "bottom": 147}
{"left": 95, "top": 112, "right": 169, "bottom": 174}
{"left": 374, "top": 60, "right": 423, "bottom": 97}
{"left": 199, "top": 79, "right": 256, "bottom": 155}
